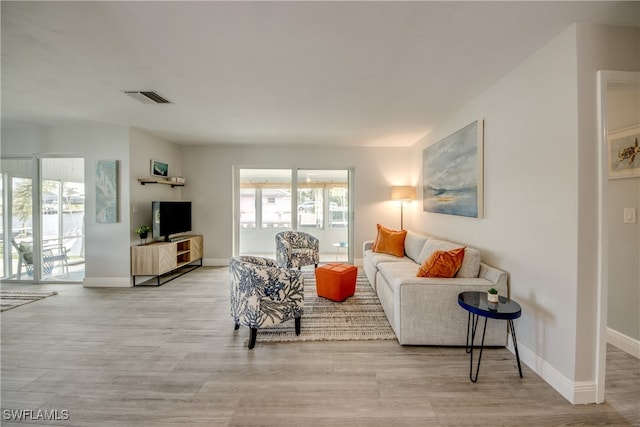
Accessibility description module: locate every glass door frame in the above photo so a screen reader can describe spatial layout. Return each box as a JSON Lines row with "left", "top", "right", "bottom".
{"left": 2, "top": 155, "right": 41, "bottom": 282}
{"left": 1, "top": 154, "right": 84, "bottom": 283}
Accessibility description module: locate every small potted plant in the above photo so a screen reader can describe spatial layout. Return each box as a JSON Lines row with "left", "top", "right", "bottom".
{"left": 135, "top": 225, "right": 151, "bottom": 244}
{"left": 487, "top": 287, "right": 499, "bottom": 303}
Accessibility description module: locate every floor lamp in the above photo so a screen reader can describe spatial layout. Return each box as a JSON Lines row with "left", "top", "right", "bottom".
{"left": 391, "top": 186, "right": 416, "bottom": 230}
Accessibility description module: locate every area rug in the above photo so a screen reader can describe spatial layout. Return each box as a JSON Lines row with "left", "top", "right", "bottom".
{"left": 0, "top": 290, "right": 58, "bottom": 312}
{"left": 256, "top": 270, "right": 397, "bottom": 343}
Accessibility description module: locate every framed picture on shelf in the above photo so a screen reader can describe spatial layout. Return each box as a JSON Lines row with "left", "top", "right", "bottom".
{"left": 151, "top": 159, "right": 169, "bottom": 178}
{"left": 608, "top": 124, "right": 640, "bottom": 179}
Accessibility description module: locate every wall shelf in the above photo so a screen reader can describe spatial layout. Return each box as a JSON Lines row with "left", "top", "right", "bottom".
{"left": 138, "top": 178, "right": 185, "bottom": 188}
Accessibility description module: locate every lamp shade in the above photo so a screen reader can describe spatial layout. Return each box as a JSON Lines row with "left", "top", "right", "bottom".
{"left": 391, "top": 186, "right": 416, "bottom": 201}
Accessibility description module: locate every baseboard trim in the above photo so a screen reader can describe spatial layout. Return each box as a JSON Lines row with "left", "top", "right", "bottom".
{"left": 203, "top": 258, "right": 229, "bottom": 267}
{"left": 83, "top": 277, "right": 131, "bottom": 288}
{"left": 511, "top": 340, "right": 596, "bottom": 404}
{"left": 607, "top": 327, "right": 640, "bottom": 359}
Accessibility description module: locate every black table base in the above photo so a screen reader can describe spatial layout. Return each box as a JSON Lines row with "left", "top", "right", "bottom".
{"left": 465, "top": 312, "right": 523, "bottom": 382}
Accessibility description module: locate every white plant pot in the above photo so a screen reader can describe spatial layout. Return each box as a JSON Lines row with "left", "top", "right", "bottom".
{"left": 488, "top": 293, "right": 499, "bottom": 303}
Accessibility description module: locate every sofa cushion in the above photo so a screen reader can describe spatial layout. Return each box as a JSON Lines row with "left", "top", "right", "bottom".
{"left": 417, "top": 247, "right": 465, "bottom": 278}
{"left": 365, "top": 250, "right": 412, "bottom": 266}
{"left": 403, "top": 230, "right": 429, "bottom": 263}
{"left": 417, "top": 238, "right": 481, "bottom": 278}
{"left": 377, "top": 261, "right": 421, "bottom": 286}
{"left": 372, "top": 224, "right": 407, "bottom": 257}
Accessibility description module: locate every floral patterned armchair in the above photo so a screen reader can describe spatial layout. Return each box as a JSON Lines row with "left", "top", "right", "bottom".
{"left": 275, "top": 231, "right": 319, "bottom": 270}
{"left": 229, "top": 256, "right": 304, "bottom": 349}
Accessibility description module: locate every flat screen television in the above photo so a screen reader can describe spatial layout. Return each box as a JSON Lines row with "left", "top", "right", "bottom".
{"left": 152, "top": 201, "right": 192, "bottom": 241}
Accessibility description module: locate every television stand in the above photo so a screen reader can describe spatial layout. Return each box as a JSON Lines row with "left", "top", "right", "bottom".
{"left": 131, "top": 235, "right": 203, "bottom": 286}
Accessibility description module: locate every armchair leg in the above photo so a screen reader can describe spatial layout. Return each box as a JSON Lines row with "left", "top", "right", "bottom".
{"left": 234, "top": 322, "right": 240, "bottom": 330}
{"left": 295, "top": 316, "right": 302, "bottom": 336}
{"left": 248, "top": 327, "right": 257, "bottom": 349}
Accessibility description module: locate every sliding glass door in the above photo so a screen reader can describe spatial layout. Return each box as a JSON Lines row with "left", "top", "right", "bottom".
{"left": 236, "top": 168, "right": 352, "bottom": 264}
{"left": 1, "top": 158, "right": 34, "bottom": 281}
{"left": 1, "top": 157, "right": 85, "bottom": 283}
{"left": 40, "top": 158, "right": 85, "bottom": 282}
{"left": 296, "top": 170, "right": 350, "bottom": 262}
{"left": 238, "top": 169, "right": 292, "bottom": 256}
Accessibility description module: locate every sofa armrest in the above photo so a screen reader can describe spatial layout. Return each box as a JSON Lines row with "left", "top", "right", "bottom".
{"left": 394, "top": 278, "right": 508, "bottom": 345}
{"left": 363, "top": 240, "right": 375, "bottom": 252}
{"left": 478, "top": 262, "right": 508, "bottom": 294}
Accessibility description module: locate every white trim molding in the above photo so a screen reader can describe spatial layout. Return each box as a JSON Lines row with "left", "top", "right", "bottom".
{"left": 608, "top": 327, "right": 640, "bottom": 359}
{"left": 511, "top": 340, "right": 597, "bottom": 404}
{"left": 83, "top": 277, "right": 131, "bottom": 288}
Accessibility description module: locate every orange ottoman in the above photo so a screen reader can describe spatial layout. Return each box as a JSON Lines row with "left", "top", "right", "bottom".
{"left": 315, "top": 263, "right": 357, "bottom": 302}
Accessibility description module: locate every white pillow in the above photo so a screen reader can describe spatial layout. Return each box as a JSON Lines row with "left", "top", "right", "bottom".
{"left": 403, "top": 231, "right": 429, "bottom": 263}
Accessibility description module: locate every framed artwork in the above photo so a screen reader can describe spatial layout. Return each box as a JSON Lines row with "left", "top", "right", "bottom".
{"left": 95, "top": 159, "right": 119, "bottom": 223}
{"left": 423, "top": 120, "right": 484, "bottom": 218}
{"left": 608, "top": 125, "right": 640, "bottom": 179}
{"left": 151, "top": 159, "right": 169, "bottom": 178}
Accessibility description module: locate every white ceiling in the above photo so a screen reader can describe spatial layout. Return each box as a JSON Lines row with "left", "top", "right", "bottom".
{"left": 2, "top": 1, "right": 638, "bottom": 147}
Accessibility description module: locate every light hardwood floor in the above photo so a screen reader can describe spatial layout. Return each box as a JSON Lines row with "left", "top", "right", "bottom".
{"left": 1, "top": 267, "right": 638, "bottom": 426}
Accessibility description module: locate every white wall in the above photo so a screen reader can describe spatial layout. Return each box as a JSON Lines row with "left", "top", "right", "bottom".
{"left": 129, "top": 128, "right": 184, "bottom": 245}
{"left": 180, "top": 144, "right": 411, "bottom": 265}
{"left": 408, "top": 24, "right": 639, "bottom": 403}
{"left": 409, "top": 23, "right": 580, "bottom": 399}
{"left": 606, "top": 85, "right": 640, "bottom": 343}
{"left": 2, "top": 123, "right": 132, "bottom": 286}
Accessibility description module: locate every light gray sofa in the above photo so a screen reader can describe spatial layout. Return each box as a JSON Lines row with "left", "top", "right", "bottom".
{"left": 363, "top": 230, "right": 508, "bottom": 346}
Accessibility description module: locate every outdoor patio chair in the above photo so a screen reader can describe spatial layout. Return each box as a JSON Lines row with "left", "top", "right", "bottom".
{"left": 11, "top": 238, "right": 69, "bottom": 279}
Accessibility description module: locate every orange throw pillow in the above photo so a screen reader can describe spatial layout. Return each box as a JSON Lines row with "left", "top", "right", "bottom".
{"left": 417, "top": 247, "right": 465, "bottom": 278}
{"left": 372, "top": 224, "right": 407, "bottom": 257}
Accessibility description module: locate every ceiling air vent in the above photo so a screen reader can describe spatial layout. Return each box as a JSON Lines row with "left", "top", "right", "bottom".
{"left": 124, "top": 90, "right": 172, "bottom": 104}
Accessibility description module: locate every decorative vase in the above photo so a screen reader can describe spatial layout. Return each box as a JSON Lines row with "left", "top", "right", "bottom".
{"left": 139, "top": 232, "right": 148, "bottom": 245}
{"left": 487, "top": 292, "right": 499, "bottom": 303}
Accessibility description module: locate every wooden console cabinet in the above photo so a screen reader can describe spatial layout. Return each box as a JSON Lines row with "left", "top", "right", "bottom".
{"left": 131, "top": 235, "right": 203, "bottom": 286}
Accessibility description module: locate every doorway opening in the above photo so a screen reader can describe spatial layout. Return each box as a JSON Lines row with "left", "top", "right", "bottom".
{"left": 595, "top": 70, "right": 640, "bottom": 403}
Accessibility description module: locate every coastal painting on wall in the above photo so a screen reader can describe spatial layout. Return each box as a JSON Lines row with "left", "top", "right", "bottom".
{"left": 151, "top": 159, "right": 169, "bottom": 178}
{"left": 608, "top": 124, "right": 640, "bottom": 179}
{"left": 423, "top": 120, "right": 484, "bottom": 218}
{"left": 95, "top": 159, "right": 119, "bottom": 223}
